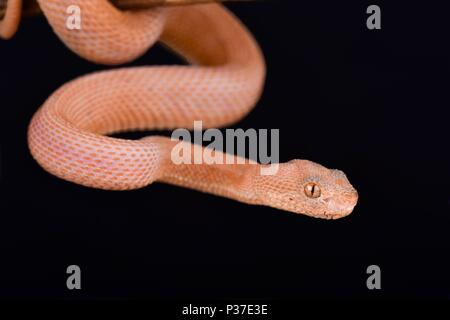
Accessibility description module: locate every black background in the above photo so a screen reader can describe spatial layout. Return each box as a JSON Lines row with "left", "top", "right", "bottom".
{"left": 1, "top": 0, "right": 449, "bottom": 302}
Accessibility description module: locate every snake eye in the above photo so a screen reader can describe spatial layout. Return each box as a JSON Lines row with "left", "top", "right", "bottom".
{"left": 304, "top": 182, "right": 321, "bottom": 198}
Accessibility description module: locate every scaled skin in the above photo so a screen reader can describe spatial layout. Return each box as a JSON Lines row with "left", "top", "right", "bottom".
{"left": 1, "top": 0, "right": 358, "bottom": 218}
{"left": 253, "top": 160, "right": 358, "bottom": 219}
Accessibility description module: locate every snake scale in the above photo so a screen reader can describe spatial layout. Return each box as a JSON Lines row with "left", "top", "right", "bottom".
{"left": 0, "top": 0, "right": 358, "bottom": 219}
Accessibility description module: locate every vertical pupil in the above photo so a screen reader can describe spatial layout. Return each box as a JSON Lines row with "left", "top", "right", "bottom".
{"left": 305, "top": 183, "right": 320, "bottom": 198}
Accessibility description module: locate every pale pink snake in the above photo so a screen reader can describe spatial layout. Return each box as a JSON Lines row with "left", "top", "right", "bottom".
{"left": 0, "top": 0, "right": 358, "bottom": 219}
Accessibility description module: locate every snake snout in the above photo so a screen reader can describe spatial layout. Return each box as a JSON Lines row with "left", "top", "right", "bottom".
{"left": 323, "top": 189, "right": 358, "bottom": 217}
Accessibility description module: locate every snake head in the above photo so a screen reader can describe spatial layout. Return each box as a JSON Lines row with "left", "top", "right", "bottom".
{"left": 254, "top": 160, "right": 358, "bottom": 219}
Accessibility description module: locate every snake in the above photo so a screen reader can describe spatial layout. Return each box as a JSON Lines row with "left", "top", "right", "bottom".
{"left": 0, "top": 0, "right": 358, "bottom": 219}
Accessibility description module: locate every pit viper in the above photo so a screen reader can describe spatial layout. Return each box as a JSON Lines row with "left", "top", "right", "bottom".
{"left": 0, "top": 0, "right": 358, "bottom": 219}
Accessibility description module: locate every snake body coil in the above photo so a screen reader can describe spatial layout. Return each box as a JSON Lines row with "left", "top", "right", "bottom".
{"left": 1, "top": 0, "right": 358, "bottom": 219}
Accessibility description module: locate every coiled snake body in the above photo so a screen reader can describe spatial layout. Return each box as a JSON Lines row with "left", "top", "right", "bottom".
{"left": 1, "top": 0, "right": 358, "bottom": 219}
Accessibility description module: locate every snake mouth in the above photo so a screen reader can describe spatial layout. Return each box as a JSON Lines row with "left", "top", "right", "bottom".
{"left": 274, "top": 200, "right": 355, "bottom": 220}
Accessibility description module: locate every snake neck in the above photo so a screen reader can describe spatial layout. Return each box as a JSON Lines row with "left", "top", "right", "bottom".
{"left": 146, "top": 136, "right": 262, "bottom": 205}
